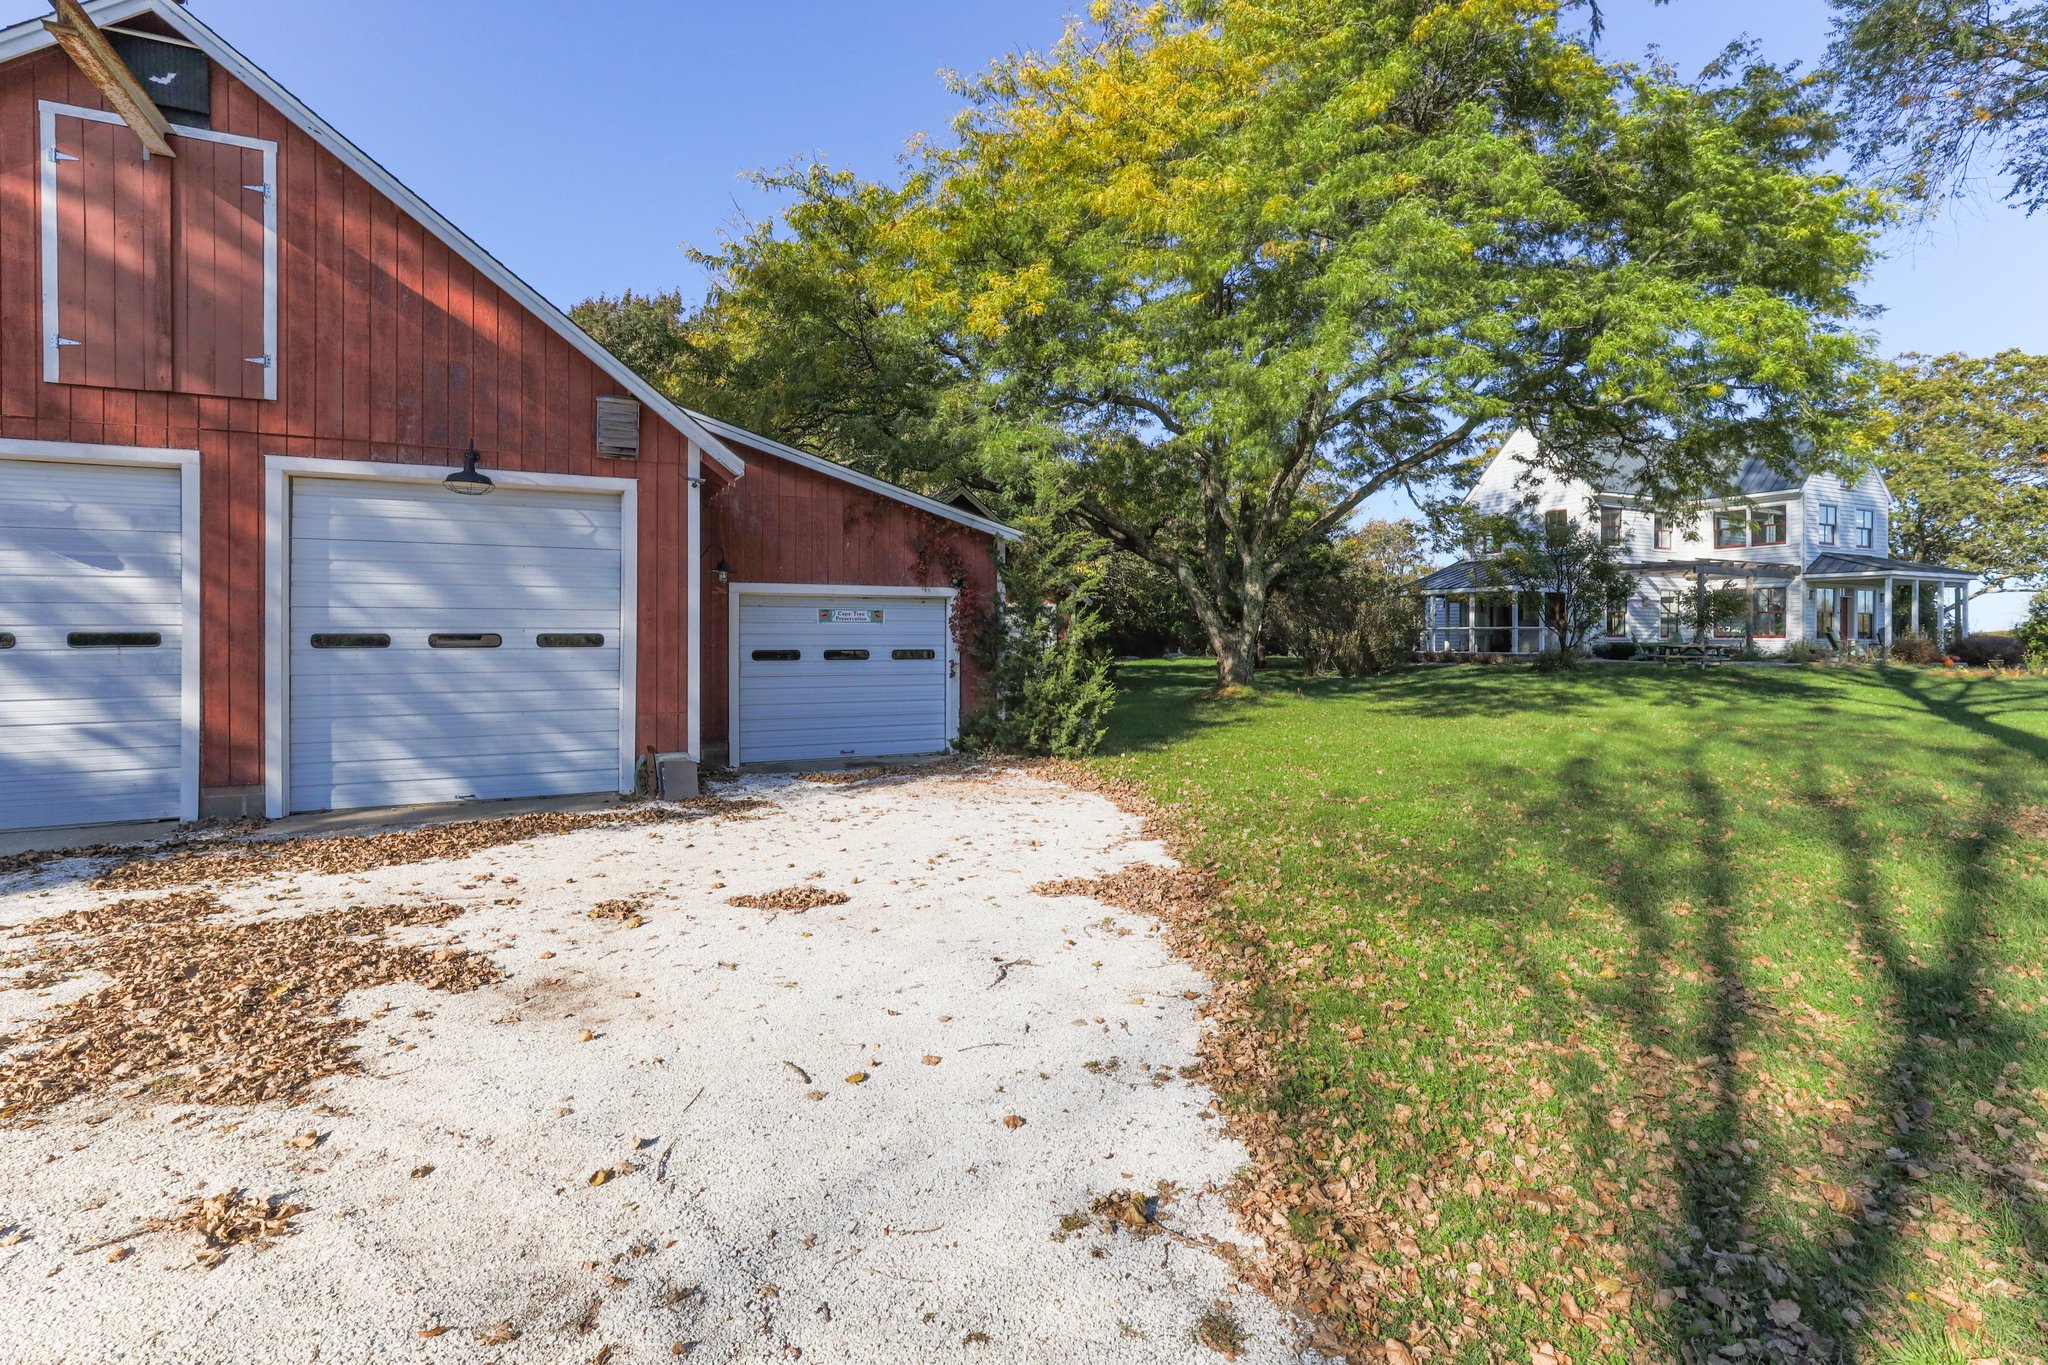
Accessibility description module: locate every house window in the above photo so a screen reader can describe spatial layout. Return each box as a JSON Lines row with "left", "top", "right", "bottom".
{"left": 1606, "top": 595, "right": 1629, "bottom": 636}
{"left": 1854, "top": 509, "right": 1874, "bottom": 548}
{"left": 1443, "top": 599, "right": 1468, "bottom": 628}
{"left": 1750, "top": 587, "right": 1787, "bottom": 638}
{"left": 1659, "top": 594, "right": 1682, "bottom": 638}
{"left": 1817, "top": 504, "right": 1837, "bottom": 546}
{"left": 1854, "top": 589, "right": 1876, "bottom": 637}
{"left": 1653, "top": 514, "right": 1672, "bottom": 550}
{"left": 1714, "top": 512, "right": 1748, "bottom": 548}
{"left": 1815, "top": 586, "right": 1839, "bottom": 640}
{"left": 1751, "top": 507, "right": 1787, "bottom": 546}
{"left": 1543, "top": 509, "right": 1569, "bottom": 540}
{"left": 1600, "top": 508, "right": 1623, "bottom": 546}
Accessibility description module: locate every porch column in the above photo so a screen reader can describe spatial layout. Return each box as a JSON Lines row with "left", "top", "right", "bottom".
{"left": 1909, "top": 580, "right": 1920, "bottom": 636}
{"left": 1959, "top": 586, "right": 1970, "bottom": 640}
{"left": 1467, "top": 592, "right": 1477, "bottom": 654}
{"left": 1882, "top": 575, "right": 1894, "bottom": 655}
{"left": 1510, "top": 593, "right": 1521, "bottom": 654}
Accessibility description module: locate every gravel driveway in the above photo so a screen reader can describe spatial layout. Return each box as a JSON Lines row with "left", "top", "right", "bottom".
{"left": 0, "top": 765, "right": 1312, "bottom": 1363}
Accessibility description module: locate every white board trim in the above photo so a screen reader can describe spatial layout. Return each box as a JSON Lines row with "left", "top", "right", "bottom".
{"left": 725, "top": 582, "right": 959, "bottom": 769}
{"left": 263, "top": 454, "right": 638, "bottom": 818}
{"left": 686, "top": 443, "right": 702, "bottom": 764}
{"left": 0, "top": 437, "right": 202, "bottom": 824}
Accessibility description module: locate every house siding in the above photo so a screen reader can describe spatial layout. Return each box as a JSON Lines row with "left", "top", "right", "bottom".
{"left": 700, "top": 439, "right": 999, "bottom": 751}
{"left": 0, "top": 47, "right": 682, "bottom": 797}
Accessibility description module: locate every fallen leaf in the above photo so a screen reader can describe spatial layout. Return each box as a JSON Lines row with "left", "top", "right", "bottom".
{"left": 419, "top": 1325, "right": 447, "bottom": 1339}
{"left": 1768, "top": 1299, "right": 1802, "bottom": 1327}
{"left": 922, "top": 1056, "right": 942, "bottom": 1066}
{"left": 1003, "top": 1115, "right": 1025, "bottom": 1130}
{"left": 846, "top": 1072, "right": 868, "bottom": 1085}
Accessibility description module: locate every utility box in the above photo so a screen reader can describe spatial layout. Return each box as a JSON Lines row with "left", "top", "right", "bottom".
{"left": 654, "top": 753, "right": 699, "bottom": 800}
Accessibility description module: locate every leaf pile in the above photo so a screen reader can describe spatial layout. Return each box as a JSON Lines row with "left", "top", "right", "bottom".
{"left": 1, "top": 892, "right": 499, "bottom": 1117}
{"left": 725, "top": 886, "right": 852, "bottom": 912}
{"left": 793, "top": 768, "right": 890, "bottom": 785}
{"left": 91, "top": 796, "right": 767, "bottom": 891}
{"left": 150, "top": 1189, "right": 306, "bottom": 1268}
{"left": 587, "top": 899, "right": 647, "bottom": 926}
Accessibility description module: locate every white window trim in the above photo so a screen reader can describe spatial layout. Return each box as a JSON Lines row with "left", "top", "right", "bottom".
{"left": 40, "top": 100, "right": 279, "bottom": 400}
{"left": 263, "top": 454, "right": 639, "bottom": 818}
{"left": 725, "top": 582, "right": 961, "bottom": 769}
{"left": 0, "top": 436, "right": 201, "bottom": 823}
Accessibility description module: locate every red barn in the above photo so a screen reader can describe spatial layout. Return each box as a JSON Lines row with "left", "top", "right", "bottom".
{"left": 0, "top": 0, "right": 1013, "bottom": 833}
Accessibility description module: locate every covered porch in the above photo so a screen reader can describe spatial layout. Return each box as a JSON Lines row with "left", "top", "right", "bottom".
{"left": 1414, "top": 563, "right": 1560, "bottom": 655}
{"left": 1803, "top": 554, "right": 1975, "bottom": 651}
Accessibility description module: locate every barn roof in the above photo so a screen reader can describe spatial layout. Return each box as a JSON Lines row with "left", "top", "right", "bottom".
{"left": 0, "top": 0, "right": 749, "bottom": 479}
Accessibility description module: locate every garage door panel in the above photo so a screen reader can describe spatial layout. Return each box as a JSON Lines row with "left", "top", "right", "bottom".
{"left": 286, "top": 478, "right": 624, "bottom": 813}
{"left": 0, "top": 458, "right": 188, "bottom": 831}
{"left": 734, "top": 593, "right": 953, "bottom": 765}
{"left": 290, "top": 579, "right": 620, "bottom": 613}
{"left": 291, "top": 508, "right": 623, "bottom": 552}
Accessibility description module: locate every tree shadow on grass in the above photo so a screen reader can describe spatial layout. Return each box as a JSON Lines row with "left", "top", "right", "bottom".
{"left": 1505, "top": 723, "right": 2046, "bottom": 1360}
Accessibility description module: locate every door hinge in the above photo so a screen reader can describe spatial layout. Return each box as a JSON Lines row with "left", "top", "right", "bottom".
{"left": 244, "top": 354, "right": 273, "bottom": 368}
{"left": 50, "top": 336, "right": 81, "bottom": 348}
{"left": 243, "top": 183, "right": 272, "bottom": 197}
{"left": 48, "top": 148, "right": 77, "bottom": 163}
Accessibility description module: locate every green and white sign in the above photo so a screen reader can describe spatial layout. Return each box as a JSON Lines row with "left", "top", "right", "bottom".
{"left": 819, "top": 607, "right": 884, "bottom": 624}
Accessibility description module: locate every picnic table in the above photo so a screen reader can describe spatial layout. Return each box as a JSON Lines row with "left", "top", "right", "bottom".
{"left": 1640, "top": 641, "right": 1731, "bottom": 663}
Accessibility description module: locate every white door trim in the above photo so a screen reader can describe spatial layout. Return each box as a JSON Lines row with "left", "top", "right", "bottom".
{"left": 264, "top": 454, "right": 639, "bottom": 818}
{"left": 726, "top": 582, "right": 959, "bottom": 768}
{"left": 0, "top": 436, "right": 201, "bottom": 823}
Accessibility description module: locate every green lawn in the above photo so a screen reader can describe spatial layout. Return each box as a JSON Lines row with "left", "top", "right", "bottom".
{"left": 1091, "top": 660, "right": 2048, "bottom": 1363}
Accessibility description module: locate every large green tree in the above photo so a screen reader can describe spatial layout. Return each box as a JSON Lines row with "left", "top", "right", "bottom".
{"left": 1870, "top": 350, "right": 2048, "bottom": 595}
{"left": 900, "top": 0, "right": 1882, "bottom": 685}
{"left": 577, "top": 1, "right": 1885, "bottom": 689}
{"left": 1828, "top": 0, "right": 2048, "bottom": 211}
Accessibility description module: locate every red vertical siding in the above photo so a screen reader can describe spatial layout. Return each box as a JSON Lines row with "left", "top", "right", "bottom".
{"left": 0, "top": 49, "right": 689, "bottom": 793}
{"left": 700, "top": 438, "right": 1000, "bottom": 749}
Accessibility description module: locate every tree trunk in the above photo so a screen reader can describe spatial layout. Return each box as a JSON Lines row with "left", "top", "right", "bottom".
{"left": 1214, "top": 627, "right": 1258, "bottom": 689}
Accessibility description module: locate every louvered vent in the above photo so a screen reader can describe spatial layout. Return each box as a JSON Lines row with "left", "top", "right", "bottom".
{"left": 595, "top": 395, "right": 641, "bottom": 458}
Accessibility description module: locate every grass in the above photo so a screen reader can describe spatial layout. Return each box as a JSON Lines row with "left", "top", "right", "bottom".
{"left": 1090, "top": 659, "right": 2048, "bottom": 1363}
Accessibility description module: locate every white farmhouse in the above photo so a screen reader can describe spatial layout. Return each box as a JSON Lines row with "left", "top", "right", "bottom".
{"left": 1417, "top": 430, "right": 1977, "bottom": 655}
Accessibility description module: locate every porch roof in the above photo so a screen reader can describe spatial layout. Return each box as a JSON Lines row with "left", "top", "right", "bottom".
{"left": 1413, "top": 561, "right": 1485, "bottom": 592}
{"left": 1622, "top": 557, "right": 1800, "bottom": 579}
{"left": 1804, "top": 552, "right": 1974, "bottom": 580}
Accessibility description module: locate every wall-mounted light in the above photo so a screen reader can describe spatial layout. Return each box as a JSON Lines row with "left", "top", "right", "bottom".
{"left": 443, "top": 442, "right": 495, "bottom": 496}
{"left": 715, "top": 558, "right": 732, "bottom": 586}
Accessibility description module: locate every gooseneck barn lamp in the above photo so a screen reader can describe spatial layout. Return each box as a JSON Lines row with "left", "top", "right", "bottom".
{"left": 443, "top": 443, "right": 495, "bottom": 496}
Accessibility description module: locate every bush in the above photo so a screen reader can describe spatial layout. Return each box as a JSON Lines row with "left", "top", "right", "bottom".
{"left": 1531, "top": 648, "right": 1582, "bottom": 673}
{"left": 1955, "top": 633, "right": 2026, "bottom": 667}
{"left": 1888, "top": 631, "right": 1943, "bottom": 664}
{"left": 1727, "top": 645, "right": 1768, "bottom": 662}
{"left": 1592, "top": 640, "right": 1638, "bottom": 660}
{"left": 960, "top": 502, "right": 1118, "bottom": 757}
{"left": 1782, "top": 640, "right": 1824, "bottom": 664}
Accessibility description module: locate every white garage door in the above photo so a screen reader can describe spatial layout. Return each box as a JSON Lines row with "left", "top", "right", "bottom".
{"left": 0, "top": 457, "right": 190, "bottom": 831}
{"left": 286, "top": 477, "right": 625, "bottom": 813}
{"left": 735, "top": 592, "right": 951, "bottom": 765}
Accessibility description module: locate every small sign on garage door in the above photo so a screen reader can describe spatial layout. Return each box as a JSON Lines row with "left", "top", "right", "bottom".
{"left": 819, "top": 607, "right": 884, "bottom": 624}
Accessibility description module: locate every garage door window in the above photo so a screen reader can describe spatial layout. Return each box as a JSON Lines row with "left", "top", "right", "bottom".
{"left": 891, "top": 648, "right": 935, "bottom": 661}
{"left": 538, "top": 633, "right": 604, "bottom": 648}
{"left": 428, "top": 632, "right": 501, "bottom": 648}
{"left": 0, "top": 633, "right": 12, "bottom": 649}
{"left": 751, "top": 649, "right": 800, "bottom": 662}
{"left": 823, "top": 648, "right": 870, "bottom": 661}
{"left": 67, "top": 631, "right": 162, "bottom": 648}
{"left": 311, "top": 632, "right": 390, "bottom": 649}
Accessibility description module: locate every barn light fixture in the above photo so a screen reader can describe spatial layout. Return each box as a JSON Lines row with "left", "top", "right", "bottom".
{"left": 443, "top": 443, "right": 495, "bottom": 496}
{"left": 715, "top": 558, "right": 733, "bottom": 586}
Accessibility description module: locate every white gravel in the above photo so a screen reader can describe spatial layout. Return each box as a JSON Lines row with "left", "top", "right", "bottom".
{"left": 0, "top": 767, "right": 1313, "bottom": 1364}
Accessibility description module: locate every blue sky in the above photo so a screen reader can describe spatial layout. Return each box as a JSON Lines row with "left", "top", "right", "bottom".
{"left": 16, "top": 1, "right": 2042, "bottom": 622}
